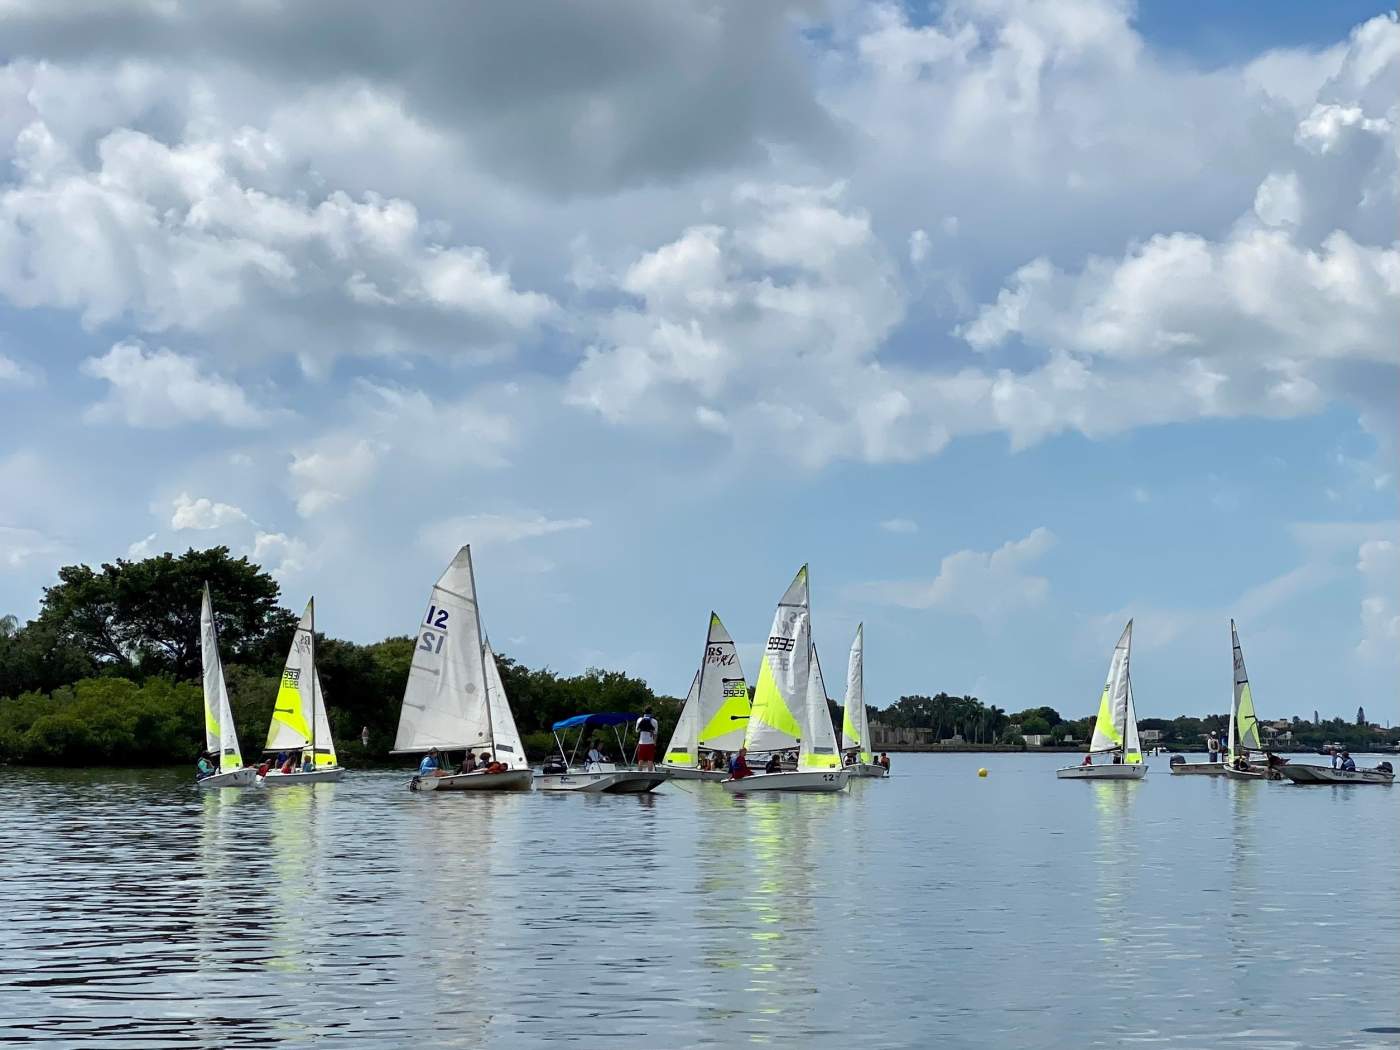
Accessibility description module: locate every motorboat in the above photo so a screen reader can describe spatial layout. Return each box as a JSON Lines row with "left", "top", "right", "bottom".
{"left": 536, "top": 712, "right": 670, "bottom": 793}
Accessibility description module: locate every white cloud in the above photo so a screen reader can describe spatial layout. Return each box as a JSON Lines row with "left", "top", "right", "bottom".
{"left": 289, "top": 440, "right": 382, "bottom": 519}
{"left": 0, "top": 352, "right": 39, "bottom": 387}
{"left": 419, "top": 513, "right": 591, "bottom": 552}
{"left": 250, "top": 531, "right": 309, "bottom": 579}
{"left": 0, "top": 524, "right": 62, "bottom": 570}
{"left": 880, "top": 517, "right": 918, "bottom": 534}
{"left": 851, "top": 527, "right": 1056, "bottom": 624}
{"left": 82, "top": 341, "right": 268, "bottom": 428}
{"left": 126, "top": 532, "right": 158, "bottom": 559}
{"left": 170, "top": 493, "right": 250, "bottom": 531}
{"left": 1356, "top": 538, "right": 1400, "bottom": 662}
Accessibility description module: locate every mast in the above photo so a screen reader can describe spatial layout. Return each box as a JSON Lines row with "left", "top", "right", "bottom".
{"left": 694, "top": 612, "right": 715, "bottom": 751}
{"left": 1227, "top": 619, "right": 1237, "bottom": 762}
{"left": 467, "top": 547, "right": 496, "bottom": 756}
{"left": 1120, "top": 621, "right": 1132, "bottom": 757}
{"left": 309, "top": 596, "right": 317, "bottom": 765}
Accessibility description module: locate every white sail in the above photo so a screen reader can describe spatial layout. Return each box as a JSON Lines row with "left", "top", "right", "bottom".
{"left": 696, "top": 613, "right": 749, "bottom": 752}
{"left": 1088, "top": 621, "right": 1135, "bottom": 759}
{"left": 744, "top": 567, "right": 810, "bottom": 753}
{"left": 663, "top": 670, "right": 702, "bottom": 766}
{"left": 840, "top": 624, "right": 870, "bottom": 761}
{"left": 799, "top": 641, "right": 842, "bottom": 769}
{"left": 266, "top": 598, "right": 338, "bottom": 766}
{"left": 392, "top": 547, "right": 491, "bottom": 754}
{"left": 1124, "top": 679, "right": 1142, "bottom": 763}
{"left": 200, "top": 584, "right": 243, "bottom": 773}
{"left": 1229, "top": 620, "right": 1262, "bottom": 759}
{"left": 483, "top": 640, "right": 529, "bottom": 770}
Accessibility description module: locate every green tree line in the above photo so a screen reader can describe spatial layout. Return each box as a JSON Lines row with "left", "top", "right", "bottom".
{"left": 0, "top": 548, "right": 679, "bottom": 767}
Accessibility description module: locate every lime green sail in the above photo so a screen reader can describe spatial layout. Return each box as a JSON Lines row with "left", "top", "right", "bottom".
{"left": 744, "top": 567, "right": 809, "bottom": 754}
{"left": 663, "top": 612, "right": 752, "bottom": 766}
{"left": 264, "top": 598, "right": 339, "bottom": 767}
{"left": 1228, "top": 620, "right": 1263, "bottom": 762}
{"left": 1088, "top": 620, "right": 1141, "bottom": 762}
{"left": 840, "top": 624, "right": 872, "bottom": 763}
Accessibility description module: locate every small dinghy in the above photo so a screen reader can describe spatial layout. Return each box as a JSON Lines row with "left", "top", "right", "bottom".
{"left": 840, "top": 625, "right": 886, "bottom": 778}
{"left": 1169, "top": 757, "right": 1225, "bottom": 775}
{"left": 195, "top": 584, "right": 256, "bottom": 789}
{"left": 660, "top": 613, "right": 751, "bottom": 782}
{"left": 393, "top": 547, "right": 532, "bottom": 792}
{"left": 260, "top": 597, "right": 347, "bottom": 786}
{"left": 536, "top": 713, "right": 670, "bottom": 793}
{"left": 1221, "top": 621, "right": 1284, "bottom": 782}
{"left": 1056, "top": 621, "right": 1147, "bottom": 780}
{"left": 722, "top": 566, "right": 849, "bottom": 794}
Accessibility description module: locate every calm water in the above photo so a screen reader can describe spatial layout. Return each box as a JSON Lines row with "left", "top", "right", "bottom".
{"left": 2, "top": 753, "right": 1397, "bottom": 1049}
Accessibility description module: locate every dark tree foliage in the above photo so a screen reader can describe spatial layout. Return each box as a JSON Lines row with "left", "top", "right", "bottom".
{"left": 33, "top": 548, "right": 289, "bottom": 680}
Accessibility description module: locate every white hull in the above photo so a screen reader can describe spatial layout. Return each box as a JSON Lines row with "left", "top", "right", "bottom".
{"left": 1169, "top": 761, "right": 1225, "bottom": 776}
{"left": 1284, "top": 765, "right": 1393, "bottom": 785}
{"left": 412, "top": 768, "right": 533, "bottom": 792}
{"left": 1056, "top": 763, "right": 1148, "bottom": 780}
{"left": 660, "top": 764, "right": 727, "bottom": 782}
{"left": 535, "top": 769, "right": 670, "bottom": 793}
{"left": 197, "top": 767, "right": 257, "bottom": 789}
{"left": 1223, "top": 764, "right": 1271, "bottom": 781}
{"left": 721, "top": 769, "right": 850, "bottom": 793}
{"left": 259, "top": 766, "right": 347, "bottom": 786}
{"left": 849, "top": 762, "right": 888, "bottom": 778}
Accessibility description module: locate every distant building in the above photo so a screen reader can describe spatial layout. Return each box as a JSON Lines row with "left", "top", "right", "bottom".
{"left": 1061, "top": 734, "right": 1075, "bottom": 744}
{"left": 1023, "top": 734, "right": 1051, "bottom": 746}
{"left": 1140, "top": 729, "right": 1163, "bottom": 743}
{"left": 1007, "top": 723, "right": 1023, "bottom": 736}
{"left": 869, "top": 722, "right": 932, "bottom": 747}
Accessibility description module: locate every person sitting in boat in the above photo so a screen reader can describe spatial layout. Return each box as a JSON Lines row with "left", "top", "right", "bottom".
{"left": 418, "top": 748, "right": 441, "bottom": 777}
{"left": 843, "top": 751, "right": 855, "bottom": 766}
{"left": 256, "top": 759, "right": 271, "bottom": 777}
{"left": 195, "top": 754, "right": 216, "bottom": 780}
{"left": 483, "top": 753, "right": 508, "bottom": 774}
{"left": 586, "top": 741, "right": 608, "bottom": 767}
{"left": 764, "top": 753, "right": 782, "bottom": 774}
{"left": 1232, "top": 754, "right": 1249, "bottom": 771}
{"left": 879, "top": 752, "right": 890, "bottom": 769}
{"left": 1339, "top": 751, "right": 1357, "bottom": 772}
{"left": 279, "top": 753, "right": 297, "bottom": 774}
{"left": 1081, "top": 754, "right": 1093, "bottom": 766}
{"left": 301, "top": 753, "right": 315, "bottom": 773}
{"left": 1112, "top": 754, "right": 1123, "bottom": 764}
{"left": 458, "top": 752, "right": 478, "bottom": 774}
{"left": 729, "top": 748, "right": 754, "bottom": 779}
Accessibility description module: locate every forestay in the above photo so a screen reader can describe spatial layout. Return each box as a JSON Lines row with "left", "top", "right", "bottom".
{"left": 1088, "top": 620, "right": 1140, "bottom": 762}
{"left": 200, "top": 584, "right": 243, "bottom": 774}
{"left": 1228, "top": 620, "right": 1262, "bottom": 760}
{"left": 745, "top": 566, "right": 810, "bottom": 753}
{"left": 800, "top": 641, "right": 841, "bottom": 769}
{"left": 840, "top": 624, "right": 871, "bottom": 763}
{"left": 266, "top": 598, "right": 338, "bottom": 767}
{"left": 483, "top": 639, "right": 529, "bottom": 770}
{"left": 392, "top": 547, "right": 491, "bottom": 754}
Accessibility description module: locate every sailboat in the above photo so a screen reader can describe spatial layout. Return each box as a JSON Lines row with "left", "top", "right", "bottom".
{"left": 722, "top": 565, "right": 850, "bottom": 793}
{"left": 1056, "top": 620, "right": 1147, "bottom": 780}
{"left": 1223, "top": 620, "right": 1274, "bottom": 781}
{"left": 196, "top": 583, "right": 256, "bottom": 788}
{"left": 841, "top": 624, "right": 886, "bottom": 778}
{"left": 392, "top": 546, "right": 532, "bottom": 792}
{"left": 662, "top": 612, "right": 751, "bottom": 781}
{"left": 261, "top": 597, "right": 347, "bottom": 785}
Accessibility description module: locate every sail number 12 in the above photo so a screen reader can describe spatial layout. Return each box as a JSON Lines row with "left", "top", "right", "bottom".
{"left": 420, "top": 604, "right": 451, "bottom": 653}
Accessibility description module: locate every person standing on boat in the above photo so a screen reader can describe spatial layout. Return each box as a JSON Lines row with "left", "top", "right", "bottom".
{"left": 635, "top": 709, "right": 659, "bottom": 771}
{"left": 360, "top": 725, "right": 370, "bottom": 750}
{"left": 1207, "top": 733, "right": 1219, "bottom": 763}
{"left": 880, "top": 752, "right": 891, "bottom": 770}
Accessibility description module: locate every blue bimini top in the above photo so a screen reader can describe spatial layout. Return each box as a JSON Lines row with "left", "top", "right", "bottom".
{"left": 551, "top": 712, "right": 639, "bottom": 732}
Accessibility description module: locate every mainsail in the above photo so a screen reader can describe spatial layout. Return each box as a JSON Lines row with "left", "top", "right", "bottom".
{"left": 1228, "top": 620, "right": 1262, "bottom": 761}
{"left": 840, "top": 624, "right": 871, "bottom": 763}
{"left": 266, "top": 598, "right": 338, "bottom": 767}
{"left": 392, "top": 546, "right": 491, "bottom": 754}
{"left": 744, "top": 567, "right": 810, "bottom": 753}
{"left": 666, "top": 612, "right": 751, "bottom": 766}
{"left": 799, "top": 640, "right": 842, "bottom": 769}
{"left": 483, "top": 639, "right": 529, "bottom": 770}
{"left": 200, "top": 584, "right": 243, "bottom": 773}
{"left": 1089, "top": 620, "right": 1139, "bottom": 762}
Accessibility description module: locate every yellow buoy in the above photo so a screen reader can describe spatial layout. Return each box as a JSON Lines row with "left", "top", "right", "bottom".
{"left": 978, "top": 767, "right": 988, "bottom": 777}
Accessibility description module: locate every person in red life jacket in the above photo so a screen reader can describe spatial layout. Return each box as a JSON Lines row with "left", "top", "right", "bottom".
{"left": 1082, "top": 754, "right": 1093, "bottom": 766}
{"left": 729, "top": 747, "right": 754, "bottom": 779}
{"left": 256, "top": 760, "right": 271, "bottom": 777}
{"left": 279, "top": 754, "right": 297, "bottom": 774}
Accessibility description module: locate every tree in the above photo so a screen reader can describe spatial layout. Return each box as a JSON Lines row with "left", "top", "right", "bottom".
{"left": 35, "top": 547, "right": 291, "bottom": 681}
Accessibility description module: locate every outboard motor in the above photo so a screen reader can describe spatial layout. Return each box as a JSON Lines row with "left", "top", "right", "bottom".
{"left": 1169, "top": 754, "right": 1185, "bottom": 766}
{"left": 1377, "top": 762, "right": 1393, "bottom": 775}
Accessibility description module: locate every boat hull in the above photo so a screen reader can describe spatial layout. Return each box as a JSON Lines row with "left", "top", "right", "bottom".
{"left": 721, "top": 769, "right": 850, "bottom": 793}
{"left": 197, "top": 767, "right": 258, "bottom": 789}
{"left": 850, "top": 762, "right": 889, "bottom": 778}
{"left": 1222, "top": 764, "right": 1270, "bottom": 781}
{"left": 1055, "top": 763, "right": 1148, "bottom": 780}
{"left": 259, "top": 766, "right": 347, "bottom": 786}
{"left": 660, "top": 764, "right": 727, "bottom": 782}
{"left": 412, "top": 768, "right": 533, "bottom": 792}
{"left": 535, "top": 769, "right": 671, "bottom": 793}
{"left": 1169, "top": 761, "right": 1225, "bottom": 776}
{"left": 1282, "top": 765, "right": 1393, "bottom": 785}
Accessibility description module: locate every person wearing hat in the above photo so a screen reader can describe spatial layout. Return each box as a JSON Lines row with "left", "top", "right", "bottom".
{"left": 419, "top": 748, "right": 442, "bottom": 777}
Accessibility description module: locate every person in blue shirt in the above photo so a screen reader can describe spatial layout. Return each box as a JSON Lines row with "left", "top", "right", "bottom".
{"left": 419, "top": 748, "right": 441, "bottom": 776}
{"left": 195, "top": 754, "right": 215, "bottom": 780}
{"left": 1339, "top": 751, "right": 1357, "bottom": 772}
{"left": 301, "top": 752, "right": 315, "bottom": 773}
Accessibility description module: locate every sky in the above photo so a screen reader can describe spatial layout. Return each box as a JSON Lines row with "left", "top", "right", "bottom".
{"left": 0, "top": 0, "right": 1395, "bottom": 725}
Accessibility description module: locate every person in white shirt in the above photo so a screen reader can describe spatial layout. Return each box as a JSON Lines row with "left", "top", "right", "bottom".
{"left": 587, "top": 741, "right": 608, "bottom": 768}
{"left": 635, "top": 708, "right": 659, "bottom": 770}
